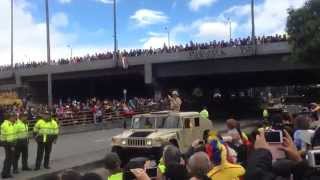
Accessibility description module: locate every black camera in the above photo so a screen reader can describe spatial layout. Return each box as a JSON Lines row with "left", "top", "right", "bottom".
{"left": 265, "top": 130, "right": 283, "bottom": 144}
{"left": 307, "top": 149, "right": 320, "bottom": 168}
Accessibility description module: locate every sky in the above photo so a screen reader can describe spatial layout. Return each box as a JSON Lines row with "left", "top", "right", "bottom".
{"left": 0, "top": 0, "right": 308, "bottom": 65}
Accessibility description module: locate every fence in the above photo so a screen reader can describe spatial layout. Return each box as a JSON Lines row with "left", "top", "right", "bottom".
{"left": 28, "top": 103, "right": 166, "bottom": 129}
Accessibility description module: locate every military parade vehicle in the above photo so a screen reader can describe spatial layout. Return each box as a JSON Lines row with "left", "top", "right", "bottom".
{"left": 111, "top": 111, "right": 213, "bottom": 163}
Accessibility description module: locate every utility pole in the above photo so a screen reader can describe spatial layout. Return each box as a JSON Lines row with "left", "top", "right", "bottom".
{"left": 113, "top": 0, "right": 118, "bottom": 67}
{"left": 228, "top": 18, "right": 232, "bottom": 42}
{"left": 67, "top": 45, "right": 73, "bottom": 60}
{"left": 251, "top": 0, "right": 256, "bottom": 54}
{"left": 45, "top": 0, "right": 53, "bottom": 108}
{"left": 11, "top": 0, "right": 14, "bottom": 69}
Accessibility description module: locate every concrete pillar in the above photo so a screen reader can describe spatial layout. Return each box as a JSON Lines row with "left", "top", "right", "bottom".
{"left": 144, "top": 63, "right": 154, "bottom": 97}
{"left": 144, "top": 63, "right": 153, "bottom": 84}
{"left": 15, "top": 74, "right": 22, "bottom": 87}
{"left": 90, "top": 79, "right": 95, "bottom": 98}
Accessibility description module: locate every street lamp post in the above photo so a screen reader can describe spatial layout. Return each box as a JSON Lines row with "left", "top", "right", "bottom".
{"left": 45, "top": 0, "right": 53, "bottom": 108}
{"left": 165, "top": 27, "right": 170, "bottom": 47}
{"left": 11, "top": 0, "right": 13, "bottom": 69}
{"left": 251, "top": 0, "right": 256, "bottom": 54}
{"left": 113, "top": 0, "right": 118, "bottom": 67}
{"left": 227, "top": 18, "right": 232, "bottom": 42}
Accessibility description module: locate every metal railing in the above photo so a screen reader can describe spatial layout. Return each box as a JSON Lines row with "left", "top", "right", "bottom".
{"left": 27, "top": 105, "right": 167, "bottom": 129}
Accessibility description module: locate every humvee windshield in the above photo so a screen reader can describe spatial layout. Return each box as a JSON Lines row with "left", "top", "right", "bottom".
{"left": 132, "top": 115, "right": 181, "bottom": 129}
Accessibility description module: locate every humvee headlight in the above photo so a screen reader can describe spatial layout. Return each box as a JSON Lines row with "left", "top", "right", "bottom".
{"left": 121, "top": 139, "right": 127, "bottom": 145}
{"left": 146, "top": 139, "right": 152, "bottom": 146}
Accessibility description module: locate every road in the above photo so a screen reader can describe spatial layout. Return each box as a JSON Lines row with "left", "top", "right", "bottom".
{"left": 0, "top": 120, "right": 258, "bottom": 180}
{"left": 0, "top": 128, "right": 122, "bottom": 180}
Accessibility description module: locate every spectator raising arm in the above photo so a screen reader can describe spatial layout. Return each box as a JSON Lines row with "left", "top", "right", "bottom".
{"left": 245, "top": 131, "right": 275, "bottom": 180}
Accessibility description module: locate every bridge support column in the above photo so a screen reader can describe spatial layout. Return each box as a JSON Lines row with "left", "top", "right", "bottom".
{"left": 144, "top": 63, "right": 153, "bottom": 97}
{"left": 144, "top": 63, "right": 153, "bottom": 84}
{"left": 89, "top": 79, "right": 96, "bottom": 98}
{"left": 15, "top": 75, "right": 22, "bottom": 87}
{"left": 144, "top": 63, "right": 164, "bottom": 99}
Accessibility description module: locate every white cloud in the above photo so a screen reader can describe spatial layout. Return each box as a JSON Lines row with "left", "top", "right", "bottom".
{"left": 96, "top": 0, "right": 113, "bottom": 4}
{"left": 52, "top": 12, "right": 69, "bottom": 28}
{"left": 141, "top": 32, "right": 169, "bottom": 49}
{"left": 224, "top": 4, "right": 251, "bottom": 17}
{"left": 0, "top": 0, "right": 78, "bottom": 65}
{"left": 189, "top": 0, "right": 218, "bottom": 11}
{"left": 141, "top": 16, "right": 237, "bottom": 49}
{"left": 0, "top": 0, "right": 119, "bottom": 66}
{"left": 142, "top": 0, "right": 306, "bottom": 50}
{"left": 142, "top": 37, "right": 167, "bottom": 49}
{"left": 197, "top": 21, "right": 237, "bottom": 40}
{"left": 225, "top": 0, "right": 307, "bottom": 36}
{"left": 168, "top": 17, "right": 237, "bottom": 44}
{"left": 130, "top": 9, "right": 168, "bottom": 27}
{"left": 59, "top": 0, "right": 72, "bottom": 4}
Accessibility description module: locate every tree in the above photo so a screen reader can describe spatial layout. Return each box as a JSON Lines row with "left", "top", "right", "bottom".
{"left": 286, "top": 0, "right": 320, "bottom": 64}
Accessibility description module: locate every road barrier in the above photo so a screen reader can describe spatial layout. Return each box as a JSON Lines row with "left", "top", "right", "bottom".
{"left": 27, "top": 107, "right": 163, "bottom": 129}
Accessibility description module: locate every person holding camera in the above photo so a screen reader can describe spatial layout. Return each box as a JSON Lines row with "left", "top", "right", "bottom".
{"left": 245, "top": 129, "right": 319, "bottom": 180}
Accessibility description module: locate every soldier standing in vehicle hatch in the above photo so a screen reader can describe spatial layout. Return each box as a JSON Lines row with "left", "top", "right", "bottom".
{"left": 168, "top": 91, "right": 182, "bottom": 112}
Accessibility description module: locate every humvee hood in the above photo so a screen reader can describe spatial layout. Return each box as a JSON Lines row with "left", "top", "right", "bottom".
{"left": 147, "top": 129, "right": 179, "bottom": 139}
{"left": 114, "top": 129, "right": 179, "bottom": 139}
{"left": 130, "top": 131, "right": 153, "bottom": 137}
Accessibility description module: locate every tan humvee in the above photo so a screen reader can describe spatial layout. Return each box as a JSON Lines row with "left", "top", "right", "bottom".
{"left": 111, "top": 111, "right": 213, "bottom": 162}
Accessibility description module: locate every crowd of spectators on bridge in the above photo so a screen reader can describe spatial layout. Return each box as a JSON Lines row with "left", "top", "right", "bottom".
{"left": 0, "top": 34, "right": 287, "bottom": 72}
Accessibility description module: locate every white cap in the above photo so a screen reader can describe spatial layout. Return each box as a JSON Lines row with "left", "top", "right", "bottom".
{"left": 172, "top": 91, "right": 179, "bottom": 96}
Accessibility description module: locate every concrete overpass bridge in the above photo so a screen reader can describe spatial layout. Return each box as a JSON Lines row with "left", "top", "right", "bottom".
{"left": 0, "top": 42, "right": 318, "bottom": 103}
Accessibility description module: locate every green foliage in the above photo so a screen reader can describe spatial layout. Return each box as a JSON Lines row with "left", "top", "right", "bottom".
{"left": 286, "top": 0, "right": 320, "bottom": 64}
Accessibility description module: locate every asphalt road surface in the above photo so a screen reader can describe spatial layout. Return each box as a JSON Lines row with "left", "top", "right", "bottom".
{"left": 0, "top": 128, "right": 122, "bottom": 180}
{"left": 0, "top": 120, "right": 258, "bottom": 180}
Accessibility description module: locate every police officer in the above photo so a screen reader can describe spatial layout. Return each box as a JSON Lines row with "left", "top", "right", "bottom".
{"left": 13, "top": 112, "right": 31, "bottom": 173}
{"left": 263, "top": 108, "right": 269, "bottom": 124}
{"left": 104, "top": 153, "right": 122, "bottom": 180}
{"left": 0, "top": 112, "right": 17, "bottom": 179}
{"left": 34, "top": 112, "right": 59, "bottom": 170}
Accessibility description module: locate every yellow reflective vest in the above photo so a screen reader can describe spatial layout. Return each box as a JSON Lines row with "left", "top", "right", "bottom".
{"left": 107, "top": 172, "right": 123, "bottom": 180}
{"left": 158, "top": 157, "right": 166, "bottom": 174}
{"left": 34, "top": 119, "right": 59, "bottom": 143}
{"left": 0, "top": 120, "right": 17, "bottom": 143}
{"left": 14, "top": 119, "right": 29, "bottom": 140}
{"left": 263, "top": 109, "right": 269, "bottom": 118}
{"left": 200, "top": 109, "right": 209, "bottom": 119}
